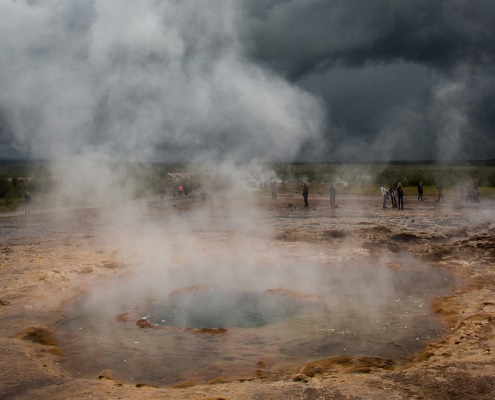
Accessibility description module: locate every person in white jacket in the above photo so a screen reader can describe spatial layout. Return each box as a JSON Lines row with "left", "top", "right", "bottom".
{"left": 381, "top": 184, "right": 388, "bottom": 208}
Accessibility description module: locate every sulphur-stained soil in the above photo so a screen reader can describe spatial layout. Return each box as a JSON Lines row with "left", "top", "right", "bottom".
{"left": 1, "top": 187, "right": 495, "bottom": 400}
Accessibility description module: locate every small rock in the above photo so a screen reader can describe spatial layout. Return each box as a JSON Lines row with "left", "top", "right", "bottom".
{"left": 292, "top": 374, "right": 310, "bottom": 382}
{"left": 136, "top": 319, "right": 155, "bottom": 329}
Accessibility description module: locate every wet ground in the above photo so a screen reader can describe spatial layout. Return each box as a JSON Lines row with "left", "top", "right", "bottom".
{"left": 1, "top": 189, "right": 495, "bottom": 399}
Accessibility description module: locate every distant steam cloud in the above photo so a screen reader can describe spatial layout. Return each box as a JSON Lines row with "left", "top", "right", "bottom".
{"left": 0, "top": 0, "right": 325, "bottom": 162}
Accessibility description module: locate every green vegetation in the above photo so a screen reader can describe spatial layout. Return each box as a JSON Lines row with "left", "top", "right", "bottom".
{"left": 0, "top": 162, "right": 55, "bottom": 210}
{"left": 272, "top": 161, "right": 495, "bottom": 187}
{"left": 0, "top": 176, "right": 27, "bottom": 209}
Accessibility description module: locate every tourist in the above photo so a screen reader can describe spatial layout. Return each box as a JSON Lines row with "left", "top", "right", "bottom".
{"left": 389, "top": 185, "right": 397, "bottom": 208}
{"left": 381, "top": 184, "right": 388, "bottom": 208}
{"left": 396, "top": 182, "right": 404, "bottom": 210}
{"left": 436, "top": 182, "right": 444, "bottom": 202}
{"left": 302, "top": 183, "right": 309, "bottom": 207}
{"left": 417, "top": 181, "right": 424, "bottom": 201}
{"left": 329, "top": 183, "right": 336, "bottom": 208}
{"left": 24, "top": 192, "right": 31, "bottom": 215}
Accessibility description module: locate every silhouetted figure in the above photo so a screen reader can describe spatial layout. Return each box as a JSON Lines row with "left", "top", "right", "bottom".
{"left": 329, "top": 183, "right": 336, "bottom": 208}
{"left": 24, "top": 192, "right": 31, "bottom": 214}
{"left": 159, "top": 190, "right": 165, "bottom": 206}
{"left": 381, "top": 184, "right": 388, "bottom": 208}
{"left": 465, "top": 181, "right": 473, "bottom": 202}
{"left": 389, "top": 186, "right": 397, "bottom": 208}
{"left": 302, "top": 183, "right": 309, "bottom": 207}
{"left": 417, "top": 182, "right": 423, "bottom": 201}
{"left": 396, "top": 182, "right": 404, "bottom": 210}
{"left": 271, "top": 182, "right": 277, "bottom": 199}
{"left": 436, "top": 182, "right": 444, "bottom": 201}
{"left": 472, "top": 180, "right": 480, "bottom": 202}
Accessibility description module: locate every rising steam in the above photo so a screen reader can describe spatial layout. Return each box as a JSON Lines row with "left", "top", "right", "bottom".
{"left": 0, "top": 0, "right": 325, "bottom": 164}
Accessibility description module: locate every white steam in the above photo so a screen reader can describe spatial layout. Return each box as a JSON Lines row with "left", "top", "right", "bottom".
{"left": 0, "top": 0, "right": 325, "bottom": 163}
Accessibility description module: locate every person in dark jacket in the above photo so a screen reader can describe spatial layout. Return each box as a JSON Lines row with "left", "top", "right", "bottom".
{"left": 396, "top": 182, "right": 404, "bottom": 210}
{"left": 389, "top": 185, "right": 397, "bottom": 208}
{"left": 302, "top": 183, "right": 309, "bottom": 207}
{"left": 417, "top": 182, "right": 424, "bottom": 201}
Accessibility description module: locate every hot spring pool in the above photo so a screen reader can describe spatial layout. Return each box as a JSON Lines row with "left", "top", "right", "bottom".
{"left": 55, "top": 260, "right": 455, "bottom": 386}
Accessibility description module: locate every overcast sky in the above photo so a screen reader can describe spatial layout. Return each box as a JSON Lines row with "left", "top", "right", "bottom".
{"left": 1, "top": 0, "right": 494, "bottom": 162}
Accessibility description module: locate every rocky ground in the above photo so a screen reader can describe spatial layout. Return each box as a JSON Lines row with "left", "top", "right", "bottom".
{"left": 1, "top": 187, "right": 495, "bottom": 400}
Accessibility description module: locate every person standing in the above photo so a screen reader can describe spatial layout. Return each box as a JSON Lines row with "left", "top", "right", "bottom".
{"left": 381, "top": 184, "right": 388, "bottom": 208}
{"left": 465, "top": 181, "right": 473, "bottom": 202}
{"left": 302, "top": 183, "right": 309, "bottom": 207}
{"left": 436, "top": 182, "right": 444, "bottom": 202}
{"left": 389, "top": 185, "right": 397, "bottom": 208}
{"left": 329, "top": 183, "right": 336, "bottom": 208}
{"left": 396, "top": 182, "right": 404, "bottom": 210}
{"left": 271, "top": 182, "right": 277, "bottom": 199}
{"left": 472, "top": 179, "right": 480, "bottom": 202}
{"left": 24, "top": 192, "right": 31, "bottom": 214}
{"left": 417, "top": 182, "right": 424, "bottom": 201}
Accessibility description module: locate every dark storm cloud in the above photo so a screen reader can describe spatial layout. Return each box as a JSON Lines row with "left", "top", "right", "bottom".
{"left": 0, "top": 0, "right": 494, "bottom": 162}
{"left": 245, "top": 0, "right": 495, "bottom": 75}
{"left": 244, "top": 0, "right": 495, "bottom": 161}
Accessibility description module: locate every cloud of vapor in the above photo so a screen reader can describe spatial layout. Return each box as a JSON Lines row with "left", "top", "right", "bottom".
{"left": 0, "top": 0, "right": 326, "bottom": 163}
{"left": 244, "top": 0, "right": 495, "bottom": 161}
{"left": 3, "top": 0, "right": 495, "bottom": 162}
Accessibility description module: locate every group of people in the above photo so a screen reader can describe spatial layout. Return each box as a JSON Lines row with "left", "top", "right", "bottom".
{"left": 299, "top": 182, "right": 336, "bottom": 208}
{"left": 300, "top": 182, "right": 336, "bottom": 208}
{"left": 162, "top": 179, "right": 481, "bottom": 210}
{"left": 286, "top": 179, "right": 481, "bottom": 209}
{"left": 459, "top": 180, "right": 480, "bottom": 202}
{"left": 381, "top": 180, "right": 463, "bottom": 208}
{"left": 183, "top": 178, "right": 484, "bottom": 210}
{"left": 381, "top": 182, "right": 404, "bottom": 210}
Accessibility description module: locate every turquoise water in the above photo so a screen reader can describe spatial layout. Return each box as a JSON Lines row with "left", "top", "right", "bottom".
{"left": 56, "top": 261, "right": 455, "bottom": 386}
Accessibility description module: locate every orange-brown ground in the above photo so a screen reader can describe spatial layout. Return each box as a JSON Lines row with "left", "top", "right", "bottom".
{"left": 1, "top": 187, "right": 495, "bottom": 399}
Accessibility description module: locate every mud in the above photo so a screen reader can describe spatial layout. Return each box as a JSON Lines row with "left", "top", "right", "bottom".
{"left": 1, "top": 190, "right": 495, "bottom": 399}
